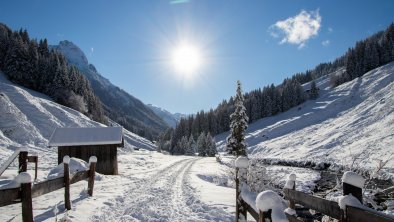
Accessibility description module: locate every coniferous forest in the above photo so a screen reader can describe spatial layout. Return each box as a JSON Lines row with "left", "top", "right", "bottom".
{"left": 0, "top": 23, "right": 107, "bottom": 124}
{"left": 0, "top": 20, "right": 393, "bottom": 153}
{"left": 162, "top": 23, "right": 394, "bottom": 155}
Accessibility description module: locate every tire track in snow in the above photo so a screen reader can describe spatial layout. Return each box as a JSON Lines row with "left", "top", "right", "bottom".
{"left": 91, "top": 157, "right": 232, "bottom": 222}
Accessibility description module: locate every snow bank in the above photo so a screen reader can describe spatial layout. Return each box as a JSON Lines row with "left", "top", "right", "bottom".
{"left": 342, "top": 171, "right": 365, "bottom": 188}
{"left": 256, "top": 190, "right": 288, "bottom": 222}
{"left": 235, "top": 156, "right": 249, "bottom": 168}
{"left": 338, "top": 194, "right": 363, "bottom": 210}
{"left": 284, "top": 173, "right": 296, "bottom": 189}
{"left": 47, "top": 157, "right": 88, "bottom": 180}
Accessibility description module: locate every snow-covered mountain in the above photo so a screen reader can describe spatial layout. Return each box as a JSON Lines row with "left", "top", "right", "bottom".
{"left": 0, "top": 71, "right": 155, "bottom": 165}
{"left": 147, "top": 104, "right": 184, "bottom": 128}
{"left": 216, "top": 63, "right": 394, "bottom": 178}
{"left": 51, "top": 41, "right": 168, "bottom": 139}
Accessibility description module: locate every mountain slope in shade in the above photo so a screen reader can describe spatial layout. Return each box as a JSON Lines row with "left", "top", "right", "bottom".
{"left": 216, "top": 63, "right": 394, "bottom": 178}
{"left": 0, "top": 71, "right": 155, "bottom": 167}
{"left": 147, "top": 104, "right": 184, "bottom": 128}
{"left": 51, "top": 40, "right": 168, "bottom": 139}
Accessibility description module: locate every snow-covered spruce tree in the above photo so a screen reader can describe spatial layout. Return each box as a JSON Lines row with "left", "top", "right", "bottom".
{"left": 226, "top": 80, "right": 249, "bottom": 156}
{"left": 197, "top": 132, "right": 206, "bottom": 156}
{"left": 186, "top": 135, "right": 196, "bottom": 156}
{"left": 205, "top": 133, "right": 217, "bottom": 157}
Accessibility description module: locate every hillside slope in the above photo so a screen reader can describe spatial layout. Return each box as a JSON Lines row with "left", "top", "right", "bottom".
{"left": 147, "top": 104, "right": 182, "bottom": 128}
{"left": 0, "top": 71, "right": 155, "bottom": 166}
{"left": 216, "top": 63, "right": 394, "bottom": 177}
{"left": 51, "top": 41, "right": 169, "bottom": 139}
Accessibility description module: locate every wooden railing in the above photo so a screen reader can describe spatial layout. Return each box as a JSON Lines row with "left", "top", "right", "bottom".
{"left": 0, "top": 148, "right": 38, "bottom": 180}
{"left": 0, "top": 155, "right": 97, "bottom": 222}
{"left": 283, "top": 187, "right": 394, "bottom": 222}
{"left": 235, "top": 156, "right": 394, "bottom": 222}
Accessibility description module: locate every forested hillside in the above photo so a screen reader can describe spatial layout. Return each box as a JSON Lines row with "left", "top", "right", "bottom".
{"left": 52, "top": 41, "right": 169, "bottom": 140}
{"left": 162, "top": 23, "right": 394, "bottom": 155}
{"left": 0, "top": 23, "right": 106, "bottom": 124}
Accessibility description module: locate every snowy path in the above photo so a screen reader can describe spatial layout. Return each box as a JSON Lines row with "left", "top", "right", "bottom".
{"left": 91, "top": 157, "right": 233, "bottom": 222}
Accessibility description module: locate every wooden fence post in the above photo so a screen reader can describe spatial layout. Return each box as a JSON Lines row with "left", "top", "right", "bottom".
{"left": 258, "top": 209, "right": 272, "bottom": 222}
{"left": 19, "top": 172, "right": 33, "bottom": 222}
{"left": 343, "top": 182, "right": 362, "bottom": 203}
{"left": 235, "top": 156, "right": 248, "bottom": 222}
{"left": 88, "top": 156, "right": 97, "bottom": 196}
{"left": 19, "top": 150, "right": 28, "bottom": 174}
{"left": 63, "top": 156, "right": 71, "bottom": 210}
{"left": 27, "top": 156, "right": 38, "bottom": 181}
{"left": 341, "top": 171, "right": 365, "bottom": 222}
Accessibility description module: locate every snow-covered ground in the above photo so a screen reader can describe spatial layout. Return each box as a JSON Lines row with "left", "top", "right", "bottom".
{"left": 0, "top": 151, "right": 234, "bottom": 221}
{"left": 217, "top": 63, "right": 394, "bottom": 179}
{"left": 1, "top": 61, "right": 393, "bottom": 221}
{"left": 0, "top": 71, "right": 155, "bottom": 170}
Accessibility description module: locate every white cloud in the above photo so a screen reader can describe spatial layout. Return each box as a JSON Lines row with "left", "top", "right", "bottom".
{"left": 328, "top": 27, "right": 333, "bottom": 33}
{"left": 91, "top": 47, "right": 94, "bottom": 53}
{"left": 322, "top": 40, "right": 330, "bottom": 46}
{"left": 270, "top": 9, "right": 321, "bottom": 48}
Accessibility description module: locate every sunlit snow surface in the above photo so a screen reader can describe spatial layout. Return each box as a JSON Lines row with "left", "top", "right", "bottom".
{"left": 217, "top": 63, "right": 394, "bottom": 179}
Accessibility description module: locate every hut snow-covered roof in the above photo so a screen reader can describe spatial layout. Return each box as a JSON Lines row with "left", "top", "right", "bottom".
{"left": 48, "top": 127, "right": 123, "bottom": 147}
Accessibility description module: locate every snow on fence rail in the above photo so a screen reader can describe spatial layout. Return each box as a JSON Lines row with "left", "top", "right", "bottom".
{"left": 235, "top": 156, "right": 394, "bottom": 222}
{"left": 0, "top": 152, "right": 97, "bottom": 222}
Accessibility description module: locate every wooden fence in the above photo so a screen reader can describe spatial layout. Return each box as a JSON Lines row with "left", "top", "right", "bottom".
{"left": 0, "top": 150, "right": 97, "bottom": 222}
{"left": 235, "top": 156, "right": 394, "bottom": 222}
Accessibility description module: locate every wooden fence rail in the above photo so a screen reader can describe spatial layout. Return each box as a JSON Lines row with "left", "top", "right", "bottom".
{"left": 0, "top": 154, "right": 97, "bottom": 222}
{"left": 235, "top": 156, "right": 394, "bottom": 222}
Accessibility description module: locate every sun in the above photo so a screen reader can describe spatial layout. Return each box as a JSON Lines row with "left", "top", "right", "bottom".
{"left": 172, "top": 43, "right": 201, "bottom": 75}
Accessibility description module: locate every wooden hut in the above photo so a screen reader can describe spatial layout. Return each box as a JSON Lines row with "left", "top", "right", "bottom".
{"left": 48, "top": 127, "right": 123, "bottom": 175}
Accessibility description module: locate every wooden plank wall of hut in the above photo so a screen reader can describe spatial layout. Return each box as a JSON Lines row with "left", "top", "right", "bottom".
{"left": 58, "top": 145, "right": 118, "bottom": 175}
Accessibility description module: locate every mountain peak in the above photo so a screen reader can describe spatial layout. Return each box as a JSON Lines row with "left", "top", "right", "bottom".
{"left": 53, "top": 40, "right": 88, "bottom": 68}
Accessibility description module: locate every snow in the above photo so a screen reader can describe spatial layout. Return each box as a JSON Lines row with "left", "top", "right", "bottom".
{"left": 89, "top": 156, "right": 97, "bottom": 164}
{"left": 0, "top": 148, "right": 20, "bottom": 176}
{"left": 216, "top": 62, "right": 394, "bottom": 179}
{"left": 0, "top": 172, "right": 32, "bottom": 189}
{"left": 47, "top": 158, "right": 88, "bottom": 180}
{"left": 342, "top": 171, "right": 365, "bottom": 188}
{"left": 337, "top": 194, "right": 363, "bottom": 210}
{"left": 284, "top": 207, "right": 296, "bottom": 216}
{"left": 256, "top": 190, "right": 283, "bottom": 212}
{"left": 241, "top": 184, "right": 258, "bottom": 212}
{"left": 284, "top": 173, "right": 296, "bottom": 189}
{"left": 48, "top": 127, "right": 123, "bottom": 147}
{"left": 63, "top": 155, "right": 70, "bottom": 164}
{"left": 0, "top": 70, "right": 155, "bottom": 181}
{"left": 235, "top": 156, "right": 249, "bottom": 168}
{"left": 147, "top": 104, "right": 181, "bottom": 128}
{"left": 15, "top": 172, "right": 32, "bottom": 184}
{"left": 265, "top": 166, "right": 320, "bottom": 193}
{"left": 288, "top": 173, "right": 296, "bottom": 181}
{"left": 255, "top": 190, "right": 288, "bottom": 222}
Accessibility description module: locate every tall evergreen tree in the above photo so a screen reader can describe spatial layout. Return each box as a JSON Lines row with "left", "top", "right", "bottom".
{"left": 197, "top": 132, "right": 206, "bottom": 156}
{"left": 186, "top": 135, "right": 196, "bottom": 156}
{"left": 226, "top": 81, "right": 249, "bottom": 156}
{"left": 205, "top": 132, "right": 217, "bottom": 157}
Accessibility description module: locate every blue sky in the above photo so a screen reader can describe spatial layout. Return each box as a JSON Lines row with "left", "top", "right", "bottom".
{"left": 1, "top": 0, "right": 393, "bottom": 114}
